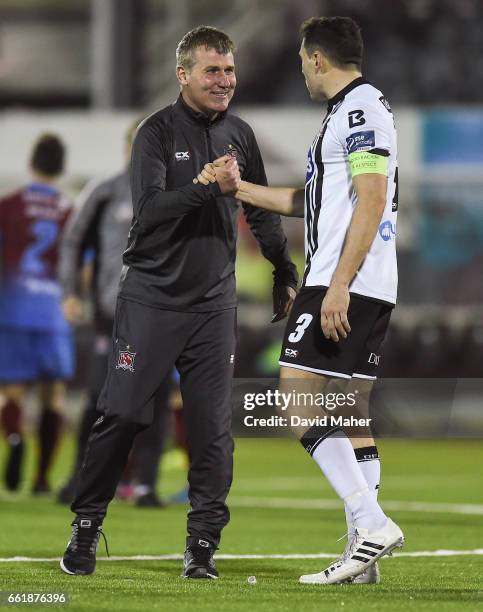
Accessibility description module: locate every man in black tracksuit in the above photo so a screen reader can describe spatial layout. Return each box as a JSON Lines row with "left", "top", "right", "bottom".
{"left": 57, "top": 124, "right": 171, "bottom": 508}
{"left": 60, "top": 26, "right": 298, "bottom": 579}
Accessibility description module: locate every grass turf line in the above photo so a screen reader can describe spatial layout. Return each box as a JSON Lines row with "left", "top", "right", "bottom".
{"left": 0, "top": 438, "right": 482, "bottom": 611}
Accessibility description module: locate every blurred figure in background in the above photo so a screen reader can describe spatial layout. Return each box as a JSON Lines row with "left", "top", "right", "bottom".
{"left": 0, "top": 134, "right": 73, "bottom": 493}
{"left": 57, "top": 123, "right": 172, "bottom": 508}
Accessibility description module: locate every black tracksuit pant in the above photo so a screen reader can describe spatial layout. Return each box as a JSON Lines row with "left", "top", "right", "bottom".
{"left": 71, "top": 297, "right": 236, "bottom": 547}
{"left": 67, "top": 321, "right": 171, "bottom": 493}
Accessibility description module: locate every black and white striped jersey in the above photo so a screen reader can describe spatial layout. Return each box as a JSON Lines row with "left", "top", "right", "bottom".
{"left": 303, "top": 77, "right": 398, "bottom": 304}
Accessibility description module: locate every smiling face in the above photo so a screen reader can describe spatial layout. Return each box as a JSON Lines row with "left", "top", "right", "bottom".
{"left": 177, "top": 46, "right": 236, "bottom": 117}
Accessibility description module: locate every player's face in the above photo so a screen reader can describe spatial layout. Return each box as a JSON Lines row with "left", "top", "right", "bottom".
{"left": 178, "top": 47, "right": 236, "bottom": 117}
{"left": 299, "top": 42, "right": 323, "bottom": 101}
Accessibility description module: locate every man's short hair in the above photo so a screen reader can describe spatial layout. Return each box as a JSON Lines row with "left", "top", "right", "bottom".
{"left": 176, "top": 26, "right": 235, "bottom": 72}
{"left": 300, "top": 17, "right": 363, "bottom": 70}
{"left": 30, "top": 133, "right": 65, "bottom": 177}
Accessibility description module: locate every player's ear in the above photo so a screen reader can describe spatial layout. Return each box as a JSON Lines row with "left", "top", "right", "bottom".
{"left": 176, "top": 65, "right": 189, "bottom": 86}
{"left": 314, "top": 52, "right": 329, "bottom": 75}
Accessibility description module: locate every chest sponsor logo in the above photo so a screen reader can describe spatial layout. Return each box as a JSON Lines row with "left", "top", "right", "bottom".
{"left": 116, "top": 348, "right": 136, "bottom": 372}
{"left": 284, "top": 348, "right": 299, "bottom": 358}
{"left": 175, "top": 151, "right": 190, "bottom": 161}
{"left": 379, "top": 220, "right": 396, "bottom": 242}
{"left": 346, "top": 130, "right": 375, "bottom": 154}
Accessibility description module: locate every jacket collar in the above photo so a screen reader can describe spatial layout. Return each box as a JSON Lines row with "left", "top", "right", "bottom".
{"left": 174, "top": 93, "right": 227, "bottom": 127}
{"left": 327, "top": 77, "right": 368, "bottom": 111}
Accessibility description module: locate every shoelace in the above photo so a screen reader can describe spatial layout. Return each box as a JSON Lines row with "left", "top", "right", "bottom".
{"left": 334, "top": 532, "right": 353, "bottom": 563}
{"left": 99, "top": 529, "right": 110, "bottom": 557}
{"left": 187, "top": 546, "right": 214, "bottom": 567}
{"left": 347, "top": 530, "right": 365, "bottom": 560}
{"left": 71, "top": 524, "right": 110, "bottom": 557}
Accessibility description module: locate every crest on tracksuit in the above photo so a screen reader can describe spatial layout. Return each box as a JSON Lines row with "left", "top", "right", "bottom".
{"left": 116, "top": 349, "right": 136, "bottom": 372}
{"left": 224, "top": 144, "right": 238, "bottom": 159}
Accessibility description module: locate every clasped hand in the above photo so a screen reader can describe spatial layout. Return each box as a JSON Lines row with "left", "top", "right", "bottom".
{"left": 193, "top": 155, "right": 240, "bottom": 195}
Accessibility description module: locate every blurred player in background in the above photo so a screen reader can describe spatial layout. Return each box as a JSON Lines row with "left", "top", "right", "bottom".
{"left": 0, "top": 134, "right": 73, "bottom": 494}
{"left": 196, "top": 16, "right": 403, "bottom": 585}
{"left": 60, "top": 25, "right": 298, "bottom": 579}
{"left": 58, "top": 123, "right": 172, "bottom": 508}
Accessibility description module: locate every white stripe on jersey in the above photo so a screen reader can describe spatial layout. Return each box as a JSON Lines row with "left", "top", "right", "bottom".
{"left": 303, "top": 100, "right": 344, "bottom": 285}
{"left": 303, "top": 79, "right": 398, "bottom": 304}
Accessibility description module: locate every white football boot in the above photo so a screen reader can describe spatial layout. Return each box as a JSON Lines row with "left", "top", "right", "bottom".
{"left": 342, "top": 527, "right": 380, "bottom": 584}
{"left": 351, "top": 561, "right": 380, "bottom": 584}
{"left": 299, "top": 518, "right": 403, "bottom": 585}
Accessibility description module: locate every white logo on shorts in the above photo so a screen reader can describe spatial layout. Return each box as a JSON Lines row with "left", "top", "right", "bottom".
{"left": 284, "top": 348, "right": 298, "bottom": 358}
{"left": 368, "top": 352, "right": 380, "bottom": 365}
{"left": 175, "top": 151, "right": 190, "bottom": 161}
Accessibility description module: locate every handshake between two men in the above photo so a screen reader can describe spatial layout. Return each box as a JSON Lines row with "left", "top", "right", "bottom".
{"left": 194, "top": 155, "right": 297, "bottom": 323}
{"left": 193, "top": 155, "right": 240, "bottom": 194}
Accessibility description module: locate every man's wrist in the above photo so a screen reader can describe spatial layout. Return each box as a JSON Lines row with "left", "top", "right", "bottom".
{"left": 273, "top": 265, "right": 299, "bottom": 290}
{"left": 330, "top": 273, "right": 350, "bottom": 288}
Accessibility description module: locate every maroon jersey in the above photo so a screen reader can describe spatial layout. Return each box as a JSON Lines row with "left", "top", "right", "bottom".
{"left": 0, "top": 182, "right": 72, "bottom": 330}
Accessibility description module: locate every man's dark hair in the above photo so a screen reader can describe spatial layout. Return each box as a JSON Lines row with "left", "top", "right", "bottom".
{"left": 30, "top": 133, "right": 65, "bottom": 177}
{"left": 176, "top": 26, "right": 235, "bottom": 71}
{"left": 300, "top": 17, "right": 363, "bottom": 70}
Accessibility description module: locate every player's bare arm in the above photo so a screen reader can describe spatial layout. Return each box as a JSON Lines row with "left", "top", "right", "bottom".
{"left": 236, "top": 181, "right": 304, "bottom": 218}
{"left": 195, "top": 157, "right": 298, "bottom": 321}
{"left": 321, "top": 172, "right": 387, "bottom": 342}
{"left": 194, "top": 161, "right": 304, "bottom": 217}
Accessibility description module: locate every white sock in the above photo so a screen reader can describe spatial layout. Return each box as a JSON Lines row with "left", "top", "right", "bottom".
{"left": 358, "top": 447, "right": 381, "bottom": 496}
{"left": 344, "top": 488, "right": 386, "bottom": 531}
{"left": 345, "top": 447, "right": 381, "bottom": 539}
{"left": 310, "top": 434, "right": 386, "bottom": 531}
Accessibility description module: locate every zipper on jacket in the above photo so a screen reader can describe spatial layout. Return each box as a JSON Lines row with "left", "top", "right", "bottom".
{"left": 204, "top": 127, "right": 214, "bottom": 161}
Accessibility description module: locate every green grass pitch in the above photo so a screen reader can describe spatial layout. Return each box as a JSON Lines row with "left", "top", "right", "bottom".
{"left": 1, "top": 437, "right": 482, "bottom": 611}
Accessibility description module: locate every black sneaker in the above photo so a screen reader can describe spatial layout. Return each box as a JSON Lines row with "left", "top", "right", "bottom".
{"left": 182, "top": 539, "right": 218, "bottom": 579}
{"left": 60, "top": 518, "right": 107, "bottom": 575}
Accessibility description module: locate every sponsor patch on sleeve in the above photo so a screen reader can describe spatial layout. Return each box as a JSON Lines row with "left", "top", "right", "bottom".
{"left": 345, "top": 130, "right": 376, "bottom": 154}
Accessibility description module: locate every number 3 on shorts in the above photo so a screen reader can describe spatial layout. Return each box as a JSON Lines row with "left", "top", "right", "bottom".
{"left": 288, "top": 313, "right": 313, "bottom": 343}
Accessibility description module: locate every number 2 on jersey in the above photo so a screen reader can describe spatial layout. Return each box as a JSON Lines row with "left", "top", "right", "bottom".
{"left": 288, "top": 313, "right": 314, "bottom": 343}
{"left": 20, "top": 219, "right": 59, "bottom": 275}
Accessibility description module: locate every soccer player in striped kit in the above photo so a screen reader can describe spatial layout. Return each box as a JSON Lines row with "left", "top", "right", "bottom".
{"left": 196, "top": 17, "right": 404, "bottom": 585}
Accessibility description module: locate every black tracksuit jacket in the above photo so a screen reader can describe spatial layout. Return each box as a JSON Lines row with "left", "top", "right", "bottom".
{"left": 119, "top": 94, "right": 298, "bottom": 312}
